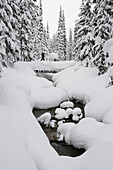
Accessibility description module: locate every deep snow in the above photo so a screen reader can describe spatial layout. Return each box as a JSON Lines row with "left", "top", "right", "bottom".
{"left": 0, "top": 61, "right": 113, "bottom": 170}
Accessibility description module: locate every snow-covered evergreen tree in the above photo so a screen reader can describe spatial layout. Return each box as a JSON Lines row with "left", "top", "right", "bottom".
{"left": 67, "top": 28, "right": 73, "bottom": 60}
{"left": 36, "top": 0, "right": 44, "bottom": 58}
{"left": 57, "top": 6, "right": 67, "bottom": 61}
{"left": 62, "top": 10, "right": 67, "bottom": 60}
{"left": 19, "top": 0, "right": 34, "bottom": 61}
{"left": 46, "top": 22, "right": 50, "bottom": 52}
{"left": 49, "top": 33, "right": 58, "bottom": 53}
{"left": 91, "top": 0, "right": 113, "bottom": 73}
{"left": 74, "top": 0, "right": 93, "bottom": 65}
{"left": 29, "top": 0, "right": 39, "bottom": 60}
{"left": 0, "top": 0, "right": 20, "bottom": 66}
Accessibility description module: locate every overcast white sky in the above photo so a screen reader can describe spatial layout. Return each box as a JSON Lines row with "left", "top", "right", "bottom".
{"left": 37, "top": 0, "right": 82, "bottom": 38}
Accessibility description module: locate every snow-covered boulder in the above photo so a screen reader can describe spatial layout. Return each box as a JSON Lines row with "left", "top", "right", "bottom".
{"left": 53, "top": 66, "right": 108, "bottom": 103}
{"left": 66, "top": 108, "right": 73, "bottom": 116}
{"left": 49, "top": 120, "right": 57, "bottom": 128}
{"left": 60, "top": 101, "right": 74, "bottom": 108}
{"left": 55, "top": 108, "right": 68, "bottom": 120}
{"left": 37, "top": 112, "right": 51, "bottom": 126}
{"left": 72, "top": 107, "right": 83, "bottom": 121}
{"left": 85, "top": 86, "right": 113, "bottom": 121}
{"left": 57, "top": 123, "right": 75, "bottom": 144}
{"left": 33, "top": 87, "right": 67, "bottom": 109}
{"left": 69, "top": 118, "right": 113, "bottom": 150}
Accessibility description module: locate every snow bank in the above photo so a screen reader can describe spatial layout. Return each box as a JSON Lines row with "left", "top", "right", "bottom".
{"left": 53, "top": 66, "right": 106, "bottom": 103}
{"left": 78, "top": 141, "right": 113, "bottom": 170}
{"left": 85, "top": 86, "right": 113, "bottom": 121}
{"left": 103, "top": 107, "right": 113, "bottom": 124}
{"left": 46, "top": 142, "right": 113, "bottom": 170}
{"left": 1, "top": 65, "right": 67, "bottom": 109}
{"left": 1, "top": 61, "right": 113, "bottom": 170}
{"left": 57, "top": 118, "right": 113, "bottom": 151}
{"left": 27, "top": 60, "right": 76, "bottom": 72}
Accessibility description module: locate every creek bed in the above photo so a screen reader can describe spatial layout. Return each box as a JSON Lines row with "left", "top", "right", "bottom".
{"left": 33, "top": 100, "right": 85, "bottom": 157}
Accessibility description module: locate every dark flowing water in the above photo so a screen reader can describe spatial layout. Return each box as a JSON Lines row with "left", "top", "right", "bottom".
{"left": 33, "top": 100, "right": 85, "bottom": 157}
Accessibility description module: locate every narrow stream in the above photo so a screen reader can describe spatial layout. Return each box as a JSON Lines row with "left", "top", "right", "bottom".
{"left": 33, "top": 100, "right": 85, "bottom": 157}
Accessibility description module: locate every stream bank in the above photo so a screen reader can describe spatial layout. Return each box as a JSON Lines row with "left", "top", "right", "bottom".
{"left": 33, "top": 100, "right": 85, "bottom": 157}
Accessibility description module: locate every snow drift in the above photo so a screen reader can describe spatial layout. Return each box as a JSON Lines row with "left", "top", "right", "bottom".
{"left": 0, "top": 61, "right": 113, "bottom": 170}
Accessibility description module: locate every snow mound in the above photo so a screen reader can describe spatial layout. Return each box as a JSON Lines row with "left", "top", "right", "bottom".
{"left": 53, "top": 66, "right": 106, "bottom": 103}
{"left": 57, "top": 122, "right": 75, "bottom": 144}
{"left": 103, "top": 107, "right": 113, "bottom": 124}
{"left": 55, "top": 108, "right": 68, "bottom": 120}
{"left": 69, "top": 118, "right": 113, "bottom": 150}
{"left": 85, "top": 86, "right": 113, "bottom": 121}
{"left": 65, "top": 108, "right": 73, "bottom": 116}
{"left": 33, "top": 87, "right": 67, "bottom": 109}
{"left": 57, "top": 117, "right": 113, "bottom": 150}
{"left": 60, "top": 101, "right": 74, "bottom": 108}
{"left": 78, "top": 142, "right": 113, "bottom": 170}
{"left": 72, "top": 108, "right": 83, "bottom": 121}
{"left": 37, "top": 112, "right": 51, "bottom": 126}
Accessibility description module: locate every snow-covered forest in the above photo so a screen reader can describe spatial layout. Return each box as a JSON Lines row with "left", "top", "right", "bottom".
{"left": 1, "top": 0, "right": 113, "bottom": 170}
{"left": 1, "top": 0, "right": 113, "bottom": 69}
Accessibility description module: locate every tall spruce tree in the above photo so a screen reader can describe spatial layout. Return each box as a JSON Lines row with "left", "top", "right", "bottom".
{"left": 19, "top": 0, "right": 34, "bottom": 61}
{"left": 74, "top": 0, "right": 93, "bottom": 65}
{"left": 67, "top": 28, "right": 73, "bottom": 60}
{"left": 50, "top": 33, "right": 58, "bottom": 53}
{"left": 91, "top": 0, "right": 113, "bottom": 73}
{"left": 46, "top": 22, "right": 50, "bottom": 52}
{"left": 0, "top": 0, "right": 20, "bottom": 66}
{"left": 37, "top": 0, "right": 44, "bottom": 58}
{"left": 57, "top": 6, "right": 67, "bottom": 60}
{"left": 29, "top": 0, "right": 39, "bottom": 60}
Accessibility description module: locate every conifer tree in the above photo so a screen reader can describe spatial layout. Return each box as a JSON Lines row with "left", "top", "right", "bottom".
{"left": 57, "top": 6, "right": 67, "bottom": 60}
{"left": 29, "top": 0, "right": 39, "bottom": 60}
{"left": 91, "top": 0, "right": 113, "bottom": 72}
{"left": 74, "top": 0, "right": 93, "bottom": 65}
{"left": 50, "top": 34, "right": 58, "bottom": 53}
{"left": 19, "top": 0, "right": 34, "bottom": 61}
{"left": 46, "top": 22, "right": 50, "bottom": 52}
{"left": 67, "top": 28, "right": 73, "bottom": 60}
{"left": 0, "top": 0, "right": 20, "bottom": 66}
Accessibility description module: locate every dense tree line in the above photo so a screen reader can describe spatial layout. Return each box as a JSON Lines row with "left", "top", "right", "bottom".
{"left": 0, "top": 0, "right": 50, "bottom": 66}
{"left": 1, "top": 0, "right": 113, "bottom": 68}
{"left": 74, "top": 0, "right": 113, "bottom": 73}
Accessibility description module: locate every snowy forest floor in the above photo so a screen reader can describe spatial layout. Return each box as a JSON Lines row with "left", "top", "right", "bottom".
{"left": 33, "top": 100, "right": 85, "bottom": 156}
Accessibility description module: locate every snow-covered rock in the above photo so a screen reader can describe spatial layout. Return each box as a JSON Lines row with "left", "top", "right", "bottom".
{"left": 60, "top": 101, "right": 74, "bottom": 108}
{"left": 69, "top": 117, "right": 113, "bottom": 150}
{"left": 55, "top": 108, "right": 68, "bottom": 119}
{"left": 72, "top": 107, "right": 83, "bottom": 121}
{"left": 53, "top": 66, "right": 109, "bottom": 104}
{"left": 49, "top": 120, "right": 57, "bottom": 128}
{"left": 37, "top": 112, "right": 51, "bottom": 126}
{"left": 65, "top": 108, "right": 73, "bottom": 116}
{"left": 57, "top": 123, "right": 75, "bottom": 145}
{"left": 57, "top": 120, "right": 65, "bottom": 127}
